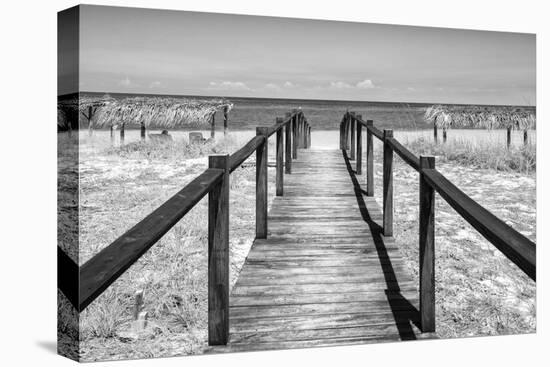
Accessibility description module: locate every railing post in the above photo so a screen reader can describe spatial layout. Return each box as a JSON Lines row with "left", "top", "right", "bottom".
{"left": 208, "top": 154, "right": 230, "bottom": 345}
{"left": 211, "top": 113, "right": 216, "bottom": 138}
{"left": 356, "top": 114, "right": 362, "bottom": 174}
{"left": 344, "top": 113, "right": 350, "bottom": 150}
{"left": 339, "top": 117, "right": 345, "bottom": 150}
{"left": 307, "top": 125, "right": 311, "bottom": 148}
{"left": 350, "top": 112, "right": 356, "bottom": 160}
{"left": 140, "top": 122, "right": 146, "bottom": 141}
{"left": 256, "top": 127, "right": 268, "bottom": 238}
{"left": 433, "top": 120, "right": 438, "bottom": 143}
{"left": 366, "top": 120, "right": 374, "bottom": 196}
{"left": 506, "top": 127, "right": 511, "bottom": 149}
{"left": 524, "top": 129, "right": 528, "bottom": 146}
{"left": 442, "top": 128, "right": 447, "bottom": 143}
{"left": 383, "top": 129, "right": 393, "bottom": 237}
{"left": 223, "top": 106, "right": 229, "bottom": 136}
{"left": 292, "top": 111, "right": 298, "bottom": 159}
{"left": 285, "top": 112, "right": 292, "bottom": 174}
{"left": 419, "top": 155, "right": 436, "bottom": 333}
{"left": 276, "top": 118, "right": 284, "bottom": 196}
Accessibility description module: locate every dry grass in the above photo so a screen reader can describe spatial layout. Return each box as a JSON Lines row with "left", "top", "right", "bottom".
{"left": 366, "top": 135, "right": 536, "bottom": 339}
{"left": 73, "top": 132, "right": 276, "bottom": 361}
{"left": 403, "top": 136, "right": 536, "bottom": 174}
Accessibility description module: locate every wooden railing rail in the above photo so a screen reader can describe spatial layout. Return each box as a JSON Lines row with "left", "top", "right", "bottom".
{"left": 340, "top": 111, "right": 536, "bottom": 333}
{"left": 58, "top": 109, "right": 310, "bottom": 346}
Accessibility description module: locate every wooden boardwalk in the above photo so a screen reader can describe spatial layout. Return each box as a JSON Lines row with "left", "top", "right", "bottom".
{"left": 215, "top": 149, "right": 427, "bottom": 352}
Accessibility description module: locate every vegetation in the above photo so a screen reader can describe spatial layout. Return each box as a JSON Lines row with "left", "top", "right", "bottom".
{"left": 75, "top": 133, "right": 275, "bottom": 361}
{"left": 404, "top": 136, "right": 536, "bottom": 174}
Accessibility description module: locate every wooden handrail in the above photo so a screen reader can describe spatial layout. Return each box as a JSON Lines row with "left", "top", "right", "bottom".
{"left": 340, "top": 111, "right": 536, "bottom": 333}
{"left": 79, "top": 168, "right": 224, "bottom": 311}
{"left": 229, "top": 136, "right": 265, "bottom": 173}
{"left": 423, "top": 168, "right": 536, "bottom": 280}
{"left": 59, "top": 109, "right": 311, "bottom": 346}
{"left": 387, "top": 137, "right": 420, "bottom": 171}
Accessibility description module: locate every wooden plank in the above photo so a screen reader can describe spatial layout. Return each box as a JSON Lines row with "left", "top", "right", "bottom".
{"left": 275, "top": 118, "right": 284, "bottom": 196}
{"left": 419, "top": 156, "right": 435, "bottom": 332}
{"left": 383, "top": 129, "right": 394, "bottom": 236}
{"left": 208, "top": 155, "right": 230, "bottom": 345}
{"left": 231, "top": 282, "right": 418, "bottom": 296}
{"left": 256, "top": 127, "right": 268, "bottom": 238}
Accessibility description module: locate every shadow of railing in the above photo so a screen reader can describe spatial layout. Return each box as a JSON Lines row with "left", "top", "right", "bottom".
{"left": 342, "top": 150, "right": 420, "bottom": 340}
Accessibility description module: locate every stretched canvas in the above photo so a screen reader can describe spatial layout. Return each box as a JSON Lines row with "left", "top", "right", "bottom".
{"left": 58, "top": 4, "right": 536, "bottom": 362}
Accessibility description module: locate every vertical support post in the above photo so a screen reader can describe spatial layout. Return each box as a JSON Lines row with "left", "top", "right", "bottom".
{"left": 442, "top": 128, "right": 447, "bottom": 143}
{"left": 285, "top": 113, "right": 292, "bottom": 174}
{"left": 524, "top": 129, "right": 528, "bottom": 146}
{"left": 506, "top": 127, "right": 512, "bottom": 149}
{"left": 292, "top": 112, "right": 298, "bottom": 159}
{"left": 339, "top": 118, "right": 345, "bottom": 150}
{"left": 87, "top": 106, "right": 93, "bottom": 137}
{"left": 120, "top": 122, "right": 125, "bottom": 145}
{"left": 350, "top": 112, "right": 356, "bottom": 160}
{"left": 140, "top": 122, "right": 146, "bottom": 141}
{"left": 303, "top": 119, "right": 308, "bottom": 148}
{"left": 356, "top": 115, "right": 362, "bottom": 174}
{"left": 223, "top": 106, "right": 229, "bottom": 136}
{"left": 276, "top": 118, "right": 284, "bottom": 196}
{"left": 419, "top": 155, "right": 436, "bottom": 333}
{"left": 110, "top": 125, "right": 114, "bottom": 144}
{"left": 383, "top": 129, "right": 394, "bottom": 237}
{"left": 208, "top": 154, "right": 230, "bottom": 345}
{"left": 211, "top": 113, "right": 216, "bottom": 138}
{"left": 308, "top": 125, "right": 311, "bottom": 148}
{"left": 433, "top": 120, "right": 438, "bottom": 143}
{"left": 256, "top": 127, "right": 268, "bottom": 239}
{"left": 366, "top": 120, "right": 374, "bottom": 196}
{"left": 344, "top": 112, "right": 350, "bottom": 150}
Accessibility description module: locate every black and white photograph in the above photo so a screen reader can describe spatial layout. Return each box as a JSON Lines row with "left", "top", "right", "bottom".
{"left": 54, "top": 3, "right": 540, "bottom": 362}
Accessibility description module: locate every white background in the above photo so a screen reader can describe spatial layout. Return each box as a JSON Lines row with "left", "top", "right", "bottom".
{"left": 0, "top": 0, "right": 547, "bottom": 366}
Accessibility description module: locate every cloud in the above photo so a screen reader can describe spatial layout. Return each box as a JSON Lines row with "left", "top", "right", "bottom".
{"left": 265, "top": 83, "right": 281, "bottom": 90}
{"left": 356, "top": 79, "right": 375, "bottom": 89}
{"left": 118, "top": 76, "right": 132, "bottom": 87}
{"left": 329, "top": 81, "right": 353, "bottom": 89}
{"left": 284, "top": 81, "right": 295, "bottom": 88}
{"left": 149, "top": 81, "right": 161, "bottom": 88}
{"left": 208, "top": 81, "right": 251, "bottom": 91}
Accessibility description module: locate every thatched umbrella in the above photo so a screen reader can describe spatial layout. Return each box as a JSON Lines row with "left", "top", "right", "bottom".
{"left": 57, "top": 94, "right": 116, "bottom": 136}
{"left": 425, "top": 105, "right": 536, "bottom": 147}
{"left": 94, "top": 97, "right": 233, "bottom": 143}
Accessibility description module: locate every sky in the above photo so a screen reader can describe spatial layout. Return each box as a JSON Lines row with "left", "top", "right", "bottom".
{"left": 67, "top": 5, "right": 535, "bottom": 105}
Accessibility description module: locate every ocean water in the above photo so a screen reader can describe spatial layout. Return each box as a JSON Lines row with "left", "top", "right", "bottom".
{"left": 80, "top": 92, "right": 534, "bottom": 132}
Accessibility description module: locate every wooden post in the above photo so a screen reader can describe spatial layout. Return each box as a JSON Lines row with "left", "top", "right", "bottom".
{"left": 120, "top": 122, "right": 125, "bottom": 145}
{"left": 303, "top": 119, "right": 308, "bottom": 148}
{"left": 110, "top": 125, "right": 114, "bottom": 144}
{"left": 208, "top": 154, "right": 230, "bottom": 345}
{"left": 140, "top": 122, "right": 146, "bottom": 141}
{"left": 223, "top": 106, "right": 229, "bottom": 136}
{"left": 442, "top": 128, "right": 447, "bottom": 143}
{"left": 292, "top": 112, "right": 298, "bottom": 159}
{"left": 87, "top": 106, "right": 93, "bottom": 137}
{"left": 350, "top": 112, "right": 356, "bottom": 160}
{"left": 339, "top": 117, "right": 345, "bottom": 150}
{"left": 433, "top": 120, "right": 438, "bottom": 143}
{"left": 285, "top": 112, "right": 292, "bottom": 174}
{"left": 308, "top": 125, "right": 311, "bottom": 148}
{"left": 133, "top": 290, "right": 144, "bottom": 320}
{"left": 356, "top": 115, "right": 362, "bottom": 174}
{"left": 366, "top": 120, "right": 374, "bottom": 196}
{"left": 383, "top": 129, "right": 394, "bottom": 237}
{"left": 276, "top": 118, "right": 284, "bottom": 196}
{"left": 419, "top": 155, "right": 436, "bottom": 332}
{"left": 507, "top": 127, "right": 512, "bottom": 149}
{"left": 524, "top": 129, "right": 528, "bottom": 146}
{"left": 344, "top": 112, "right": 350, "bottom": 150}
{"left": 256, "top": 127, "right": 268, "bottom": 239}
{"left": 211, "top": 113, "right": 216, "bottom": 138}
